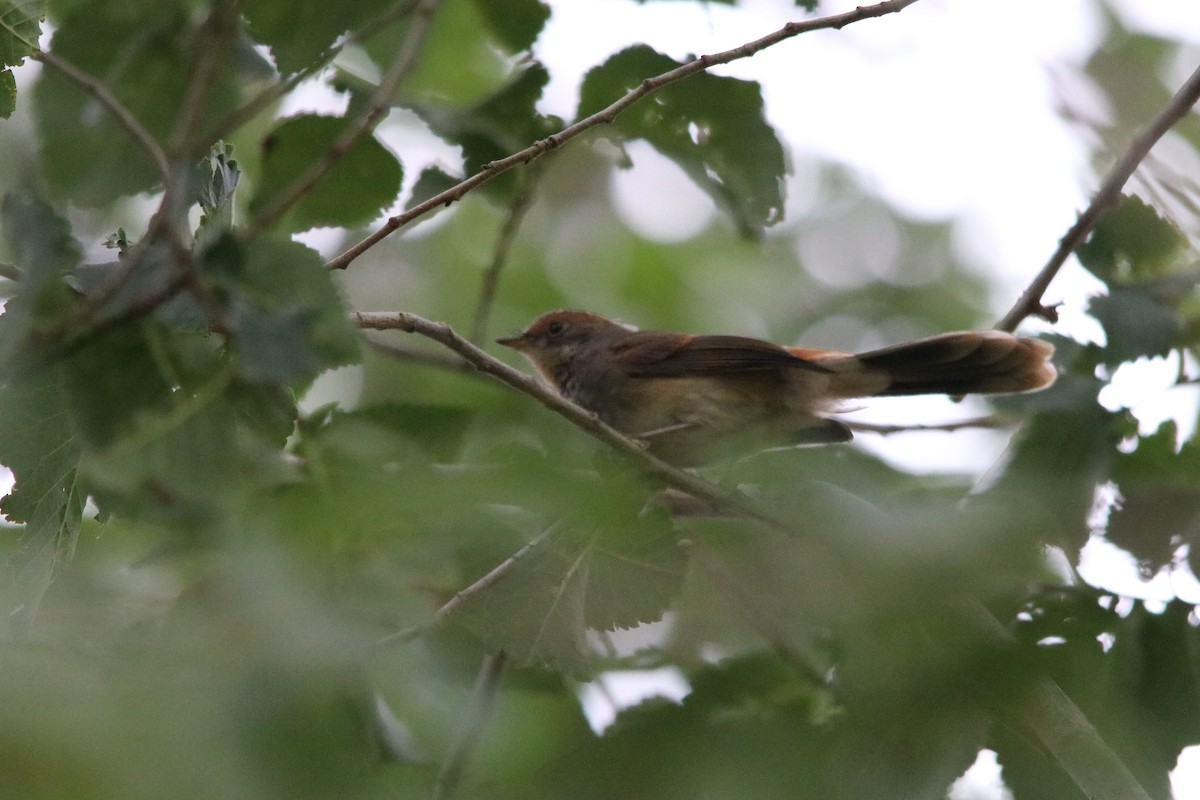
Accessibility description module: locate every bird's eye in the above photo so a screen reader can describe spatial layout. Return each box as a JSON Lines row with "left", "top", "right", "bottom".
{"left": 546, "top": 321, "right": 566, "bottom": 337}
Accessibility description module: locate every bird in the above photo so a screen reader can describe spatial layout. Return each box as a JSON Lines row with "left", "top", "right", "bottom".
{"left": 498, "top": 310, "right": 1056, "bottom": 465}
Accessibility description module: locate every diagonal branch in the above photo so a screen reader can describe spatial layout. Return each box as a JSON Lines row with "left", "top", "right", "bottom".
{"left": 353, "top": 311, "right": 790, "bottom": 532}
{"left": 996, "top": 61, "right": 1200, "bottom": 332}
{"left": 20, "top": 48, "right": 171, "bottom": 186}
{"left": 326, "top": 0, "right": 923, "bottom": 270}
{"left": 240, "top": 0, "right": 443, "bottom": 240}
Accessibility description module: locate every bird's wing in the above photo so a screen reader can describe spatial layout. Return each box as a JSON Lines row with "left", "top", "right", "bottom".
{"left": 617, "top": 334, "right": 831, "bottom": 377}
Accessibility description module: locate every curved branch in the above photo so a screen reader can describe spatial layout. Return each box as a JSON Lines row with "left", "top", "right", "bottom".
{"left": 327, "top": 0, "right": 923, "bottom": 270}
{"left": 996, "top": 61, "right": 1200, "bottom": 332}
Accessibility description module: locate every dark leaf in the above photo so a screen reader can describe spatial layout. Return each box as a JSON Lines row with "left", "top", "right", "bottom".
{"left": 469, "top": 0, "right": 550, "bottom": 54}
{"left": 578, "top": 45, "right": 787, "bottom": 238}
{"left": 251, "top": 114, "right": 403, "bottom": 233}
{"left": 206, "top": 235, "right": 360, "bottom": 387}
{"left": 242, "top": 0, "right": 379, "bottom": 75}
{"left": 1076, "top": 194, "right": 1187, "bottom": 284}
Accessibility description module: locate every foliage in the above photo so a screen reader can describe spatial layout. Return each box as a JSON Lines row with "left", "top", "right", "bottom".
{"left": 0, "top": 1, "right": 1199, "bottom": 799}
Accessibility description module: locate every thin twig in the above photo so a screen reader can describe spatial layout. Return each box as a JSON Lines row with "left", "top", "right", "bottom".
{"left": 431, "top": 650, "right": 509, "bottom": 800}
{"left": 469, "top": 174, "right": 540, "bottom": 343}
{"left": 24, "top": 50, "right": 171, "bottom": 186}
{"left": 377, "top": 521, "right": 561, "bottom": 647}
{"left": 996, "top": 61, "right": 1200, "bottom": 332}
{"left": 353, "top": 311, "right": 791, "bottom": 532}
{"left": 326, "top": 0, "right": 922, "bottom": 270}
{"left": 240, "top": 0, "right": 443, "bottom": 240}
{"left": 846, "top": 415, "right": 1008, "bottom": 436}
{"left": 203, "top": 0, "right": 421, "bottom": 145}
{"left": 363, "top": 335, "right": 479, "bottom": 374}
{"left": 166, "top": 0, "right": 238, "bottom": 159}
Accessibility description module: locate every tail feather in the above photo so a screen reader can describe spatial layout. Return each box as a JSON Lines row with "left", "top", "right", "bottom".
{"left": 825, "top": 331, "right": 1055, "bottom": 398}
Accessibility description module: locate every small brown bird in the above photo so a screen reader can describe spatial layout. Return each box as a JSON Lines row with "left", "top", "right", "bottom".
{"left": 498, "top": 310, "right": 1056, "bottom": 465}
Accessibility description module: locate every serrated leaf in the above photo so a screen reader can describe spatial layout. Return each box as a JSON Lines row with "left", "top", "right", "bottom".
{"left": 1107, "top": 422, "right": 1200, "bottom": 572}
{"left": 578, "top": 45, "right": 787, "bottom": 238}
{"left": 457, "top": 519, "right": 686, "bottom": 673}
{"left": 205, "top": 235, "right": 360, "bottom": 387}
{"left": 0, "top": 0, "right": 43, "bottom": 68}
{"left": 1076, "top": 194, "right": 1186, "bottom": 284}
{"left": 0, "top": 366, "right": 84, "bottom": 630}
{"left": 250, "top": 114, "right": 403, "bottom": 233}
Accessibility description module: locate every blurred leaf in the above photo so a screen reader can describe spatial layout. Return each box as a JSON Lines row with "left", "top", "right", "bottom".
{"left": 414, "top": 63, "right": 555, "bottom": 200}
{"left": 0, "top": 191, "right": 79, "bottom": 358}
{"left": 32, "top": 1, "right": 260, "bottom": 204}
{"left": 0, "top": 68, "right": 14, "bottom": 117}
{"left": 242, "top": 0, "right": 379, "bottom": 75}
{"left": 405, "top": 164, "right": 460, "bottom": 210}
{"left": 381, "top": 0, "right": 515, "bottom": 108}
{"left": 578, "top": 45, "right": 787, "bottom": 238}
{"left": 469, "top": 0, "right": 550, "bottom": 54}
{"left": 0, "top": 367, "right": 83, "bottom": 630}
{"left": 1107, "top": 422, "right": 1200, "bottom": 573}
{"left": 1076, "top": 194, "right": 1187, "bottom": 284}
{"left": 204, "top": 235, "right": 359, "bottom": 387}
{"left": 457, "top": 510, "right": 686, "bottom": 673}
{"left": 251, "top": 114, "right": 403, "bottom": 233}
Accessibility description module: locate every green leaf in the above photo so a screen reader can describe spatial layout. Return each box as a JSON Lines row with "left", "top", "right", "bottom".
{"left": 197, "top": 141, "right": 241, "bottom": 247}
{"left": 1076, "top": 194, "right": 1187, "bottom": 284}
{"left": 468, "top": 0, "right": 550, "bottom": 54}
{"left": 406, "top": 165, "right": 460, "bottom": 211}
{"left": 457, "top": 514, "right": 686, "bottom": 673}
{"left": 0, "top": 68, "right": 15, "bottom": 118}
{"left": 1106, "top": 422, "right": 1200, "bottom": 573}
{"left": 32, "top": 1, "right": 260, "bottom": 204}
{"left": 1088, "top": 284, "right": 1186, "bottom": 365}
{"left": 0, "top": 366, "right": 84, "bottom": 630}
{"left": 242, "top": 0, "right": 379, "bottom": 75}
{"left": 414, "top": 63, "right": 555, "bottom": 200}
{"left": 0, "top": 0, "right": 43, "bottom": 68}
{"left": 578, "top": 45, "right": 787, "bottom": 238}
{"left": 377, "top": 0, "right": 514, "bottom": 108}
{"left": 205, "top": 235, "right": 360, "bottom": 387}
{"left": 0, "top": 191, "right": 80, "bottom": 361}
{"left": 250, "top": 114, "right": 403, "bottom": 233}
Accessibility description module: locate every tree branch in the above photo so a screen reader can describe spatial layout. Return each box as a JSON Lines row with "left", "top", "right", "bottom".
{"left": 431, "top": 650, "right": 508, "bottom": 800}
{"left": 24, "top": 50, "right": 171, "bottom": 187}
{"left": 846, "top": 415, "right": 1008, "bottom": 436}
{"left": 240, "top": 0, "right": 443, "bottom": 240}
{"left": 353, "top": 311, "right": 791, "bottom": 532}
{"left": 326, "top": 0, "right": 923, "bottom": 270}
{"left": 996, "top": 60, "right": 1200, "bottom": 332}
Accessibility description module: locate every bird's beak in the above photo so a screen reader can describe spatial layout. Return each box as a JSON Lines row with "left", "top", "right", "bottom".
{"left": 495, "top": 333, "right": 527, "bottom": 350}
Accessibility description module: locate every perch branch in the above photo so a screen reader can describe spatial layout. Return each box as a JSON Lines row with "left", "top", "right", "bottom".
{"left": 326, "top": 0, "right": 922, "bottom": 270}
{"left": 996, "top": 61, "right": 1200, "bottom": 331}
{"left": 354, "top": 311, "right": 792, "bottom": 532}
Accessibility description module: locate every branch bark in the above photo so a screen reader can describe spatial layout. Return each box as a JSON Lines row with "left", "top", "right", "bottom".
{"left": 996, "top": 60, "right": 1200, "bottom": 332}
